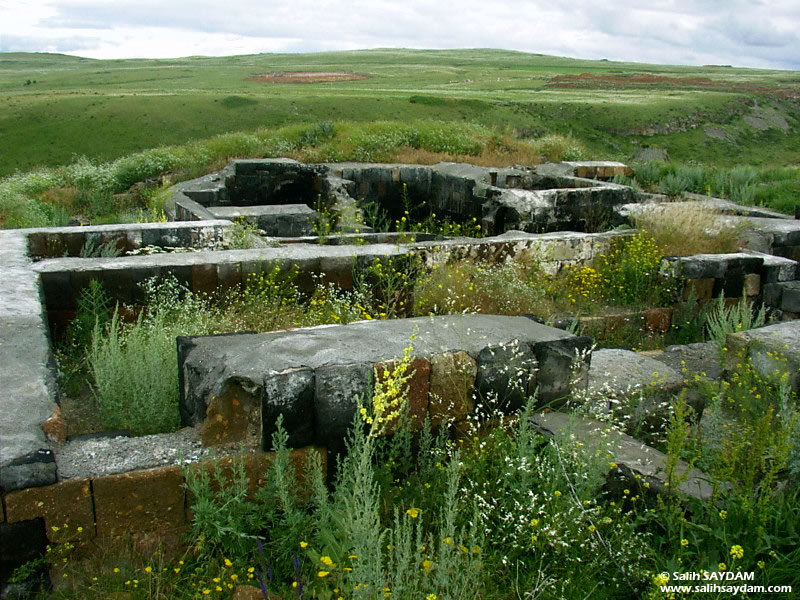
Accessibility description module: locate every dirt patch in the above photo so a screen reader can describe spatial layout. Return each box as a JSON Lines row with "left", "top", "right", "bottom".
{"left": 248, "top": 71, "right": 369, "bottom": 84}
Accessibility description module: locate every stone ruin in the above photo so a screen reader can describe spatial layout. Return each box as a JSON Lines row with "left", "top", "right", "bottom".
{"left": 1, "top": 158, "right": 799, "bottom": 585}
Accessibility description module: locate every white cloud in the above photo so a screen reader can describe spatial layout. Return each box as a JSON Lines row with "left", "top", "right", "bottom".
{"left": 0, "top": 0, "right": 797, "bottom": 69}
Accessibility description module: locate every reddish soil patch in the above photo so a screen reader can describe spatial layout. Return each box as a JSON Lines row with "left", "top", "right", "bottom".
{"left": 248, "top": 71, "right": 369, "bottom": 84}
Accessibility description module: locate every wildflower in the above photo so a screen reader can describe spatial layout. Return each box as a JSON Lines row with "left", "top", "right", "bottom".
{"left": 730, "top": 545, "right": 744, "bottom": 560}
{"left": 318, "top": 571, "right": 330, "bottom": 578}
{"left": 145, "top": 566, "right": 152, "bottom": 573}
{"left": 553, "top": 490, "right": 562, "bottom": 497}
{"left": 588, "top": 525, "right": 596, "bottom": 533}
{"left": 77, "top": 526, "right": 83, "bottom": 533}
{"left": 230, "top": 574, "right": 238, "bottom": 581}
{"left": 757, "top": 560, "right": 765, "bottom": 569}
{"left": 224, "top": 558, "right": 233, "bottom": 568}
{"left": 202, "top": 589, "right": 211, "bottom": 595}
{"left": 680, "top": 539, "right": 689, "bottom": 547}
{"left": 174, "top": 568, "right": 181, "bottom": 574}
{"left": 406, "top": 508, "right": 420, "bottom": 518}
{"left": 426, "top": 595, "right": 437, "bottom": 600}
{"left": 719, "top": 563, "right": 727, "bottom": 571}
{"left": 422, "top": 560, "right": 433, "bottom": 572}
{"left": 654, "top": 573, "right": 669, "bottom": 586}
{"left": 292, "top": 582, "right": 298, "bottom": 588}
{"left": 623, "top": 489, "right": 630, "bottom": 495}
{"left": 443, "top": 537, "right": 453, "bottom": 545}
{"left": 320, "top": 556, "right": 335, "bottom": 567}
{"left": 113, "top": 568, "right": 120, "bottom": 574}
{"left": 719, "top": 510, "right": 728, "bottom": 520}
{"left": 300, "top": 541, "right": 309, "bottom": 548}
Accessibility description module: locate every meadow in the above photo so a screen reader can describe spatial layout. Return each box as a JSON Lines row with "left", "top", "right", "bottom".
{"left": 1, "top": 48, "right": 798, "bottom": 176}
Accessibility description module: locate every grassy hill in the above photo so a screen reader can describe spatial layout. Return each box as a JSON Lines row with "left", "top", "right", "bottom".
{"left": 1, "top": 49, "right": 798, "bottom": 176}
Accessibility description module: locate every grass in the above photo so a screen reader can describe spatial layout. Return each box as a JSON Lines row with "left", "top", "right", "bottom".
{"left": 1, "top": 49, "right": 797, "bottom": 178}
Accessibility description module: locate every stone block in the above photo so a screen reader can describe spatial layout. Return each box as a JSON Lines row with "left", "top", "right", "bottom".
{"left": 217, "top": 261, "right": 242, "bottom": 291}
{"left": 533, "top": 336, "right": 593, "bottom": 403}
{"left": 532, "top": 412, "right": 713, "bottom": 501}
{"left": 373, "top": 357, "right": 431, "bottom": 431}
{"left": 586, "top": 348, "right": 684, "bottom": 418}
{"left": 0, "top": 449, "right": 58, "bottom": 492}
{"left": 263, "top": 368, "right": 315, "bottom": 449}
{"left": 4, "top": 479, "right": 94, "bottom": 543}
{"left": 763, "top": 282, "right": 783, "bottom": 308}
{"left": 92, "top": 466, "right": 185, "bottom": 537}
{"left": 780, "top": 281, "right": 800, "bottom": 313}
{"left": 476, "top": 342, "right": 537, "bottom": 413}
{"left": 743, "top": 273, "right": 761, "bottom": 297}
{"left": 191, "top": 263, "right": 218, "bottom": 295}
{"left": 428, "top": 352, "right": 477, "bottom": 426}
{"left": 200, "top": 380, "right": 262, "bottom": 449}
{"left": 724, "top": 320, "right": 800, "bottom": 393}
{"left": 314, "top": 363, "right": 373, "bottom": 453}
{"left": 684, "top": 278, "right": 715, "bottom": 301}
{"left": 644, "top": 307, "right": 672, "bottom": 333}
{"left": 320, "top": 255, "right": 355, "bottom": 290}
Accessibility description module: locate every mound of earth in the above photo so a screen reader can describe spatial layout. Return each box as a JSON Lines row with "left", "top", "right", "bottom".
{"left": 248, "top": 71, "right": 369, "bottom": 83}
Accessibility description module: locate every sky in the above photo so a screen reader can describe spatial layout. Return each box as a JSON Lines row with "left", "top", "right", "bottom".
{"left": 1, "top": 0, "right": 799, "bottom": 70}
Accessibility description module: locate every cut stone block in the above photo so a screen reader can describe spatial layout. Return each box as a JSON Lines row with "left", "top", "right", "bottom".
{"left": 724, "top": 320, "right": 800, "bottom": 394}
{"left": 263, "top": 368, "right": 315, "bottom": 449}
{"left": 314, "top": 363, "right": 373, "bottom": 453}
{"left": 532, "top": 411, "right": 713, "bottom": 501}
{"left": 4, "top": 478, "right": 94, "bottom": 542}
{"left": 180, "top": 316, "right": 592, "bottom": 451}
{"left": 429, "top": 352, "right": 477, "bottom": 426}
{"left": 207, "top": 204, "right": 317, "bottom": 237}
{"left": 374, "top": 357, "right": 431, "bottom": 431}
{"left": 476, "top": 342, "right": 537, "bottom": 413}
{"left": 200, "top": 380, "right": 262, "bottom": 449}
{"left": 665, "top": 253, "right": 763, "bottom": 281}
{"left": 92, "top": 466, "right": 185, "bottom": 537}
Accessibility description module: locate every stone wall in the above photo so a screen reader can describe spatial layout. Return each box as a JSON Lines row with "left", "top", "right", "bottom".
{"left": 178, "top": 315, "right": 593, "bottom": 456}
{"left": 25, "top": 221, "right": 230, "bottom": 259}
{"left": 0, "top": 448, "right": 323, "bottom": 579}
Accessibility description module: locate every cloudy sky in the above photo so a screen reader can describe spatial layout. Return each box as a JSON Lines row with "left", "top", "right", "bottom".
{"left": 1, "top": 0, "right": 798, "bottom": 70}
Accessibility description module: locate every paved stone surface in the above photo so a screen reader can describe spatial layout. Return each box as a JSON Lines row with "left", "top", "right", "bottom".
{"left": 532, "top": 411, "right": 714, "bottom": 501}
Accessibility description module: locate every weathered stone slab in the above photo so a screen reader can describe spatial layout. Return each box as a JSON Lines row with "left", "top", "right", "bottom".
{"left": 208, "top": 204, "right": 316, "bottom": 237}
{"left": 0, "top": 231, "right": 57, "bottom": 492}
{"left": 724, "top": 320, "right": 800, "bottom": 393}
{"left": 584, "top": 349, "right": 685, "bottom": 419}
{"left": 180, "top": 316, "right": 592, "bottom": 451}
{"left": 532, "top": 411, "right": 714, "bottom": 501}
{"left": 665, "top": 253, "right": 763, "bottom": 281}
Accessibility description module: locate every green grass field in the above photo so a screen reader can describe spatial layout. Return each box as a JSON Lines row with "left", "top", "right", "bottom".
{"left": 2, "top": 48, "right": 798, "bottom": 176}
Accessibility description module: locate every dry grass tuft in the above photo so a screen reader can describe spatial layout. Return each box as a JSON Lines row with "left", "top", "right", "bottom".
{"left": 633, "top": 203, "right": 747, "bottom": 256}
